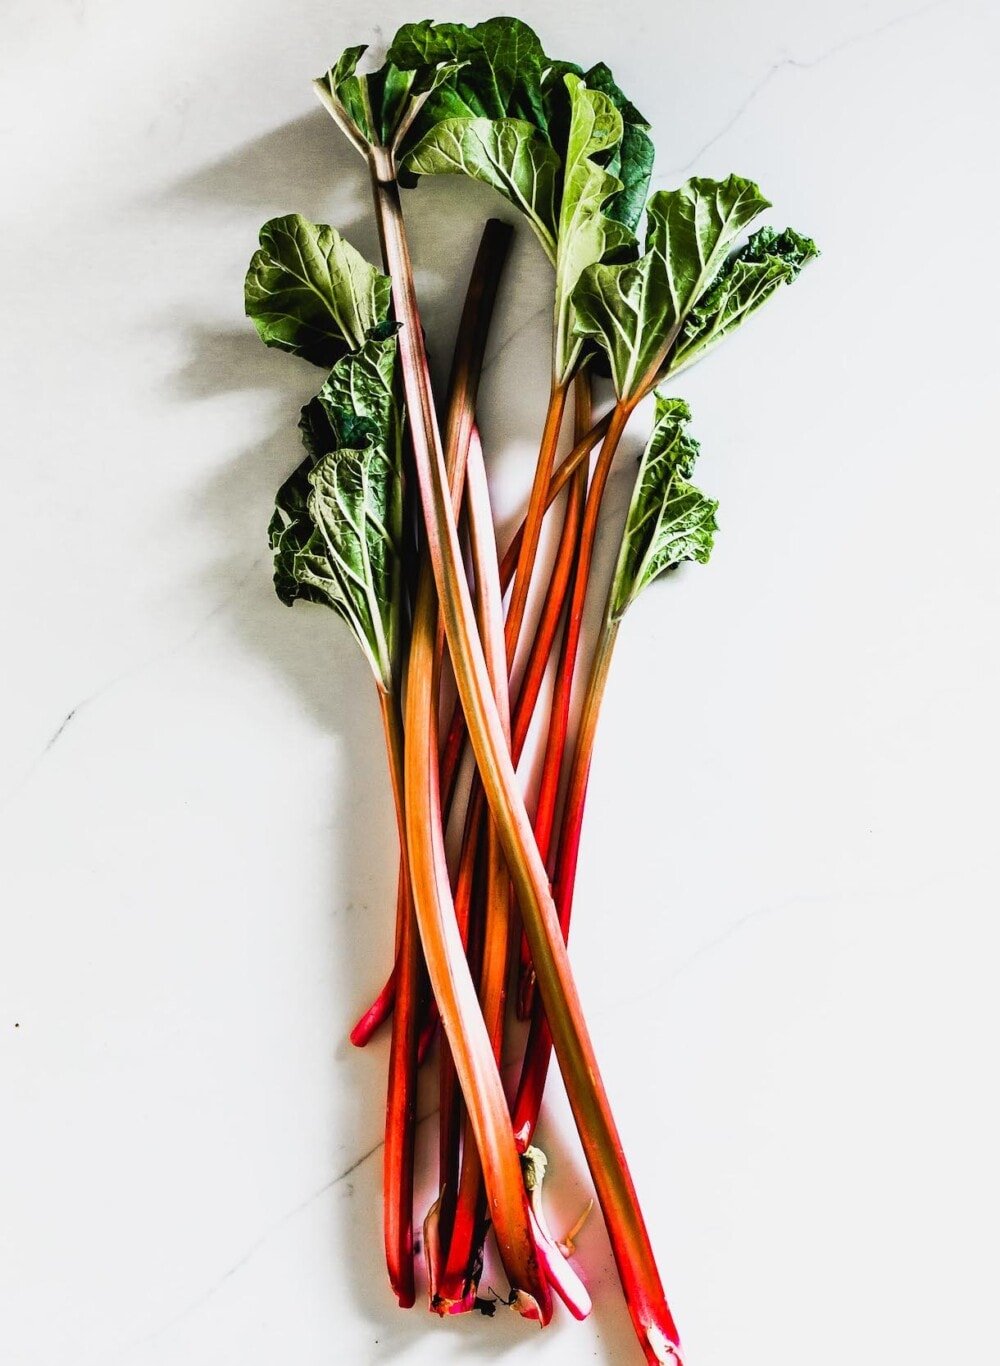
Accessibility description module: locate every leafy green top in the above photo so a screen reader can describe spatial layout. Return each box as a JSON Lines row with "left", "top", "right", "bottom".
{"left": 389, "top": 17, "right": 555, "bottom": 132}
{"left": 314, "top": 43, "right": 462, "bottom": 153}
{"left": 573, "top": 175, "right": 771, "bottom": 400}
{"left": 390, "top": 19, "right": 653, "bottom": 231}
{"left": 609, "top": 396, "right": 718, "bottom": 621}
{"left": 245, "top": 214, "right": 391, "bottom": 368}
{"left": 388, "top": 17, "right": 652, "bottom": 379}
{"left": 244, "top": 215, "right": 405, "bottom": 691}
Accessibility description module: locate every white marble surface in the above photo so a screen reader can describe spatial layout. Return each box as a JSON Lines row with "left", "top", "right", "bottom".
{"left": 3, "top": 2, "right": 999, "bottom": 1362}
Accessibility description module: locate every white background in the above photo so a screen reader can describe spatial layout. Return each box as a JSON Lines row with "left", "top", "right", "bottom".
{"left": 2, "top": 2, "right": 999, "bottom": 1363}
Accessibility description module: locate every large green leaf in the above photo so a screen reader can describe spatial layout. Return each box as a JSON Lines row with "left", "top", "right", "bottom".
{"left": 389, "top": 17, "right": 551, "bottom": 129}
{"left": 392, "top": 18, "right": 653, "bottom": 217}
{"left": 579, "top": 62, "right": 654, "bottom": 232}
{"left": 573, "top": 175, "right": 771, "bottom": 400}
{"left": 270, "top": 335, "right": 403, "bottom": 690}
{"left": 394, "top": 16, "right": 566, "bottom": 252}
{"left": 609, "top": 396, "right": 718, "bottom": 621}
{"left": 552, "top": 73, "right": 635, "bottom": 380}
{"left": 245, "top": 215, "right": 391, "bottom": 368}
{"left": 669, "top": 225, "right": 819, "bottom": 374}
{"left": 314, "top": 42, "right": 463, "bottom": 150}
{"left": 403, "top": 117, "right": 560, "bottom": 258}
{"left": 391, "top": 20, "right": 652, "bottom": 381}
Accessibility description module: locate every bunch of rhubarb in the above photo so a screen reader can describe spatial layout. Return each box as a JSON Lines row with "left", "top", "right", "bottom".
{"left": 244, "top": 17, "right": 816, "bottom": 1362}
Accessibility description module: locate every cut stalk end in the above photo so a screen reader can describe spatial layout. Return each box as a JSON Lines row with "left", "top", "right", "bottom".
{"left": 646, "top": 1323, "right": 685, "bottom": 1364}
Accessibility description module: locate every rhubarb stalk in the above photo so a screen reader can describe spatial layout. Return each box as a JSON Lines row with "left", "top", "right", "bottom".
{"left": 378, "top": 687, "right": 420, "bottom": 1307}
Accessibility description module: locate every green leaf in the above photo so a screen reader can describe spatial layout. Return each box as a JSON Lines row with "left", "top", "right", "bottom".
{"left": 403, "top": 117, "right": 560, "bottom": 258}
{"left": 553, "top": 73, "right": 636, "bottom": 380}
{"left": 573, "top": 175, "right": 771, "bottom": 399}
{"left": 270, "top": 335, "right": 403, "bottom": 690}
{"left": 391, "top": 21, "right": 652, "bottom": 381}
{"left": 314, "top": 42, "right": 463, "bottom": 150}
{"left": 393, "top": 16, "right": 566, "bottom": 218}
{"left": 609, "top": 396, "right": 718, "bottom": 621}
{"left": 389, "top": 18, "right": 550, "bottom": 128}
{"left": 669, "top": 225, "right": 819, "bottom": 373}
{"left": 245, "top": 215, "right": 392, "bottom": 368}
{"left": 579, "top": 62, "right": 654, "bottom": 232}
{"left": 323, "top": 44, "right": 371, "bottom": 138}
{"left": 297, "top": 324, "right": 399, "bottom": 462}
{"left": 402, "top": 64, "right": 638, "bottom": 380}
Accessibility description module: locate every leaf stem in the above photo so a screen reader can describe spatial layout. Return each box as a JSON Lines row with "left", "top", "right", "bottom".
{"left": 417, "top": 223, "right": 517, "bottom": 1295}
{"left": 527, "top": 400, "right": 628, "bottom": 936}
{"left": 516, "top": 373, "right": 592, "bottom": 1012}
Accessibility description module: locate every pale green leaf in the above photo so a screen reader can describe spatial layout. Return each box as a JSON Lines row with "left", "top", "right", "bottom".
{"left": 573, "top": 175, "right": 771, "bottom": 399}
{"left": 403, "top": 117, "right": 559, "bottom": 258}
{"left": 245, "top": 215, "right": 391, "bottom": 367}
{"left": 669, "top": 225, "right": 819, "bottom": 374}
{"left": 609, "top": 396, "right": 718, "bottom": 621}
{"left": 553, "top": 73, "right": 635, "bottom": 380}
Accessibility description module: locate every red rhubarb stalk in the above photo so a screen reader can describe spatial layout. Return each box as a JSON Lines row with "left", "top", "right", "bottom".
{"left": 517, "top": 374, "right": 594, "bottom": 1011}
{"left": 378, "top": 687, "right": 420, "bottom": 1308}
{"left": 511, "top": 616, "right": 619, "bottom": 1142}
